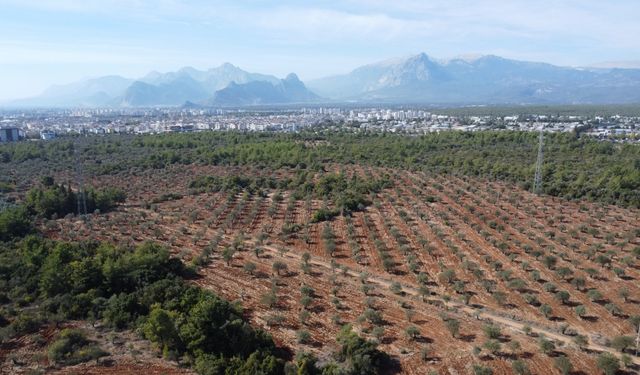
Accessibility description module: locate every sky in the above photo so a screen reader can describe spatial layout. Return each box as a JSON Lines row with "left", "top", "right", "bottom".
{"left": 1, "top": 0, "right": 639, "bottom": 101}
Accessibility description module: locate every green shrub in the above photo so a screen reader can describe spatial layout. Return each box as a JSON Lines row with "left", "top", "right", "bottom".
{"left": 48, "top": 329, "right": 107, "bottom": 365}
{"left": 0, "top": 206, "right": 32, "bottom": 241}
{"left": 596, "top": 352, "right": 620, "bottom": 375}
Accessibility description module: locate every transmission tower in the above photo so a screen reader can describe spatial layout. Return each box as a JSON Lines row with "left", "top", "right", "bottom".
{"left": 533, "top": 128, "right": 544, "bottom": 195}
{"left": 74, "top": 142, "right": 87, "bottom": 216}
{"left": 636, "top": 324, "right": 640, "bottom": 357}
{"left": 0, "top": 195, "right": 7, "bottom": 213}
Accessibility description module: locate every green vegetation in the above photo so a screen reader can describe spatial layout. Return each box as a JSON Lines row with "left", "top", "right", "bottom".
{"left": 0, "top": 205, "right": 388, "bottom": 374}
{"left": 1, "top": 128, "right": 639, "bottom": 373}
{"left": 48, "top": 328, "right": 107, "bottom": 365}
{"left": 189, "top": 171, "right": 391, "bottom": 223}
{"left": 554, "top": 356, "right": 573, "bottom": 375}
{"left": 0, "top": 201, "right": 274, "bottom": 371}
{"left": 333, "top": 324, "right": 391, "bottom": 374}
{"left": 279, "top": 325, "right": 392, "bottom": 375}
{"left": 596, "top": 352, "right": 620, "bottom": 375}
{"left": 0, "top": 206, "right": 32, "bottom": 241}
{"left": 24, "top": 177, "right": 125, "bottom": 218}
{"left": 189, "top": 174, "right": 281, "bottom": 194}
{"left": 1, "top": 235, "right": 281, "bottom": 372}
{"left": 2, "top": 130, "right": 638, "bottom": 207}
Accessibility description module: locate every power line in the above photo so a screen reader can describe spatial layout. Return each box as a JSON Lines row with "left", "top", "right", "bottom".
{"left": 636, "top": 324, "right": 640, "bottom": 357}
{"left": 0, "top": 195, "right": 7, "bottom": 213}
{"left": 74, "top": 142, "right": 87, "bottom": 216}
{"left": 533, "top": 128, "right": 544, "bottom": 195}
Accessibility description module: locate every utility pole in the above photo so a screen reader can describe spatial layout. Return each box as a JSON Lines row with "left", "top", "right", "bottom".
{"left": 636, "top": 324, "right": 640, "bottom": 357}
{"left": 533, "top": 128, "right": 544, "bottom": 195}
{"left": 74, "top": 142, "right": 87, "bottom": 216}
{"left": 0, "top": 195, "right": 7, "bottom": 212}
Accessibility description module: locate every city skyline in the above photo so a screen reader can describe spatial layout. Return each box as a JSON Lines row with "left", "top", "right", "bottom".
{"left": 1, "top": 0, "right": 639, "bottom": 101}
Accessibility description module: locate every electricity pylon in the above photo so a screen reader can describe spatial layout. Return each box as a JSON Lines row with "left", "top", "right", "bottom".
{"left": 636, "top": 324, "right": 640, "bottom": 357}
{"left": 74, "top": 142, "right": 87, "bottom": 216}
{"left": 533, "top": 128, "right": 544, "bottom": 195}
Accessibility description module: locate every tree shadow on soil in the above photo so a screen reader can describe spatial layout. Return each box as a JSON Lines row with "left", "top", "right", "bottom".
{"left": 415, "top": 336, "right": 433, "bottom": 344}
{"left": 580, "top": 315, "right": 599, "bottom": 322}
{"left": 459, "top": 334, "right": 476, "bottom": 342}
{"left": 308, "top": 305, "right": 326, "bottom": 314}
{"left": 274, "top": 346, "right": 295, "bottom": 362}
{"left": 381, "top": 336, "right": 397, "bottom": 345}
{"left": 380, "top": 357, "right": 402, "bottom": 375}
{"left": 520, "top": 351, "right": 534, "bottom": 359}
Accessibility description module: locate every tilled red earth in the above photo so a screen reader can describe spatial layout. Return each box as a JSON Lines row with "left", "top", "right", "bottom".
{"left": 32, "top": 165, "right": 640, "bottom": 374}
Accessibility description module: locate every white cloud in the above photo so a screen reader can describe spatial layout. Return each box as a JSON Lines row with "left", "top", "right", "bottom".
{"left": 253, "top": 8, "right": 431, "bottom": 41}
{"left": 0, "top": 40, "right": 184, "bottom": 64}
{"left": 0, "top": 0, "right": 639, "bottom": 100}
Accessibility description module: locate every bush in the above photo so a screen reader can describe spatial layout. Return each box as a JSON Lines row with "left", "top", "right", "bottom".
{"left": 362, "top": 308, "right": 383, "bottom": 325}
{"left": 555, "top": 290, "right": 571, "bottom": 305}
{"left": 539, "top": 304, "right": 553, "bottom": 319}
{"left": 405, "top": 325, "right": 420, "bottom": 340}
{"left": 483, "top": 339, "right": 501, "bottom": 355}
{"left": 0, "top": 206, "right": 32, "bottom": 241}
{"left": 243, "top": 261, "right": 257, "bottom": 276}
{"left": 596, "top": 352, "right": 620, "bottom": 375}
{"left": 512, "top": 359, "right": 530, "bottom": 375}
{"left": 539, "top": 337, "right": 555, "bottom": 355}
{"left": 445, "top": 318, "right": 461, "bottom": 338}
{"left": 297, "top": 330, "right": 311, "bottom": 344}
{"left": 25, "top": 180, "right": 125, "bottom": 218}
{"left": 482, "top": 324, "right": 501, "bottom": 339}
{"left": 389, "top": 282, "right": 403, "bottom": 295}
{"left": 142, "top": 307, "right": 181, "bottom": 353}
{"left": 334, "top": 325, "right": 389, "bottom": 375}
{"left": 311, "top": 208, "right": 339, "bottom": 223}
{"left": 48, "top": 329, "right": 107, "bottom": 365}
{"left": 554, "top": 356, "right": 573, "bottom": 375}
{"left": 102, "top": 293, "right": 140, "bottom": 329}
{"left": 10, "top": 313, "right": 43, "bottom": 336}
{"left": 472, "top": 364, "right": 493, "bottom": 375}
{"left": 610, "top": 335, "right": 634, "bottom": 352}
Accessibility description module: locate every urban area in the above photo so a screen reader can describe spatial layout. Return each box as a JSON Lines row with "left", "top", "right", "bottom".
{"left": 1, "top": 107, "right": 639, "bottom": 143}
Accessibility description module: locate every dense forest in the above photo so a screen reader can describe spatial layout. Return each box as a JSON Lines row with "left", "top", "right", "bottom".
{"left": 1, "top": 130, "right": 638, "bottom": 208}
{"left": 24, "top": 177, "right": 126, "bottom": 218}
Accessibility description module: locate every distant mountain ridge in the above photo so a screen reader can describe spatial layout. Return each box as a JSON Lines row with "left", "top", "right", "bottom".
{"left": 308, "top": 53, "right": 640, "bottom": 104}
{"left": 209, "top": 74, "right": 319, "bottom": 106}
{"left": 9, "top": 75, "right": 134, "bottom": 107}
{"left": 8, "top": 64, "right": 317, "bottom": 108}
{"left": 6, "top": 53, "right": 640, "bottom": 107}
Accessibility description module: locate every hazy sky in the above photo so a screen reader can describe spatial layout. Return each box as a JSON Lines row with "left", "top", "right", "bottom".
{"left": 1, "top": 0, "right": 639, "bottom": 101}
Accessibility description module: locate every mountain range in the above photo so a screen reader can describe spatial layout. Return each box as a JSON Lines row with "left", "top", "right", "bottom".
{"left": 6, "top": 53, "right": 640, "bottom": 107}
{"left": 8, "top": 64, "right": 318, "bottom": 108}
{"left": 308, "top": 53, "right": 640, "bottom": 104}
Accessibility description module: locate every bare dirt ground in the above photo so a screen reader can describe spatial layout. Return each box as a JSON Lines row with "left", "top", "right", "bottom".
{"left": 0, "top": 321, "right": 194, "bottom": 375}
{"left": 33, "top": 165, "right": 640, "bottom": 374}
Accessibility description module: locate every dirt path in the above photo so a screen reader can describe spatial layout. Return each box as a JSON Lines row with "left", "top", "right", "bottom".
{"left": 254, "top": 239, "right": 640, "bottom": 367}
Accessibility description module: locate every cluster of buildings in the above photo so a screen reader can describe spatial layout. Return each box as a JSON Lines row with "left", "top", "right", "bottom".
{"left": 0, "top": 126, "right": 23, "bottom": 142}
{"left": 0, "top": 107, "right": 638, "bottom": 143}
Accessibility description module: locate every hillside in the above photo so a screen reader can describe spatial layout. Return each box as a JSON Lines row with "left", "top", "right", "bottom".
{"left": 1, "top": 131, "right": 639, "bottom": 374}
{"left": 209, "top": 73, "right": 319, "bottom": 106}
{"left": 308, "top": 53, "right": 640, "bottom": 104}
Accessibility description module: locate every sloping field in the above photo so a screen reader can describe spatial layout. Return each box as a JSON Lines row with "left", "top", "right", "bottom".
{"left": 44, "top": 164, "right": 640, "bottom": 374}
